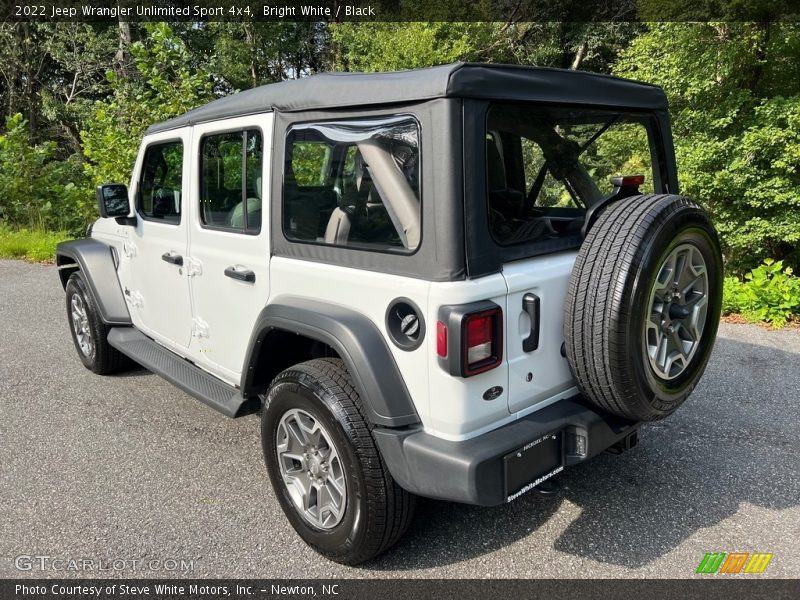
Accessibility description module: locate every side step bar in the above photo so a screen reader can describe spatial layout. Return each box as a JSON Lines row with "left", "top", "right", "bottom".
{"left": 107, "top": 328, "right": 255, "bottom": 418}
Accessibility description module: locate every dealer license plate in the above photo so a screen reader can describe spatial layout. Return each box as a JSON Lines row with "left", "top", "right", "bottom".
{"left": 504, "top": 430, "right": 564, "bottom": 502}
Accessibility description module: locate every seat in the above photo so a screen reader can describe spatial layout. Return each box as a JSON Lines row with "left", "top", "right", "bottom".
{"left": 487, "top": 140, "right": 525, "bottom": 217}
{"left": 230, "top": 177, "right": 262, "bottom": 230}
{"left": 324, "top": 152, "right": 373, "bottom": 244}
{"left": 150, "top": 187, "right": 181, "bottom": 223}
{"left": 324, "top": 207, "right": 352, "bottom": 244}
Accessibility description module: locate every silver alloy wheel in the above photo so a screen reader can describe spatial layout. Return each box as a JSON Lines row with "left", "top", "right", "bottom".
{"left": 70, "top": 293, "right": 94, "bottom": 358}
{"left": 644, "top": 242, "right": 709, "bottom": 380}
{"left": 276, "top": 408, "right": 347, "bottom": 529}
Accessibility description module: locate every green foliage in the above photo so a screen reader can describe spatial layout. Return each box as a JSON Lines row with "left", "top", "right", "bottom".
{"left": 330, "top": 22, "right": 497, "bottom": 71}
{"left": 208, "top": 22, "right": 329, "bottom": 89}
{"left": 0, "top": 114, "right": 92, "bottom": 235}
{"left": 39, "top": 23, "right": 119, "bottom": 154}
{"left": 291, "top": 142, "right": 331, "bottom": 186}
{"left": 82, "top": 23, "right": 214, "bottom": 187}
{"left": 0, "top": 18, "right": 798, "bottom": 285}
{"left": 593, "top": 123, "right": 654, "bottom": 192}
{"left": 0, "top": 225, "right": 68, "bottom": 263}
{"left": 330, "top": 22, "right": 642, "bottom": 73}
{"left": 723, "top": 259, "right": 800, "bottom": 328}
{"left": 614, "top": 23, "right": 800, "bottom": 273}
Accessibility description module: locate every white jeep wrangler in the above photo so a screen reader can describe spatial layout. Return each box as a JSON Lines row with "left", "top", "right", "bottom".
{"left": 57, "top": 63, "right": 722, "bottom": 564}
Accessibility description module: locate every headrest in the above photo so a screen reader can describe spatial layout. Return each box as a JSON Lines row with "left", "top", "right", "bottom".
{"left": 354, "top": 151, "right": 372, "bottom": 193}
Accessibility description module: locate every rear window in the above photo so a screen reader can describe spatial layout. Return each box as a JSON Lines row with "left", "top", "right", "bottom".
{"left": 283, "top": 116, "right": 421, "bottom": 254}
{"left": 486, "top": 104, "right": 656, "bottom": 246}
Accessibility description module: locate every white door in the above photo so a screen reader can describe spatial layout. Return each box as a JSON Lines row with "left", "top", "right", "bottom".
{"left": 185, "top": 116, "right": 273, "bottom": 384}
{"left": 486, "top": 103, "right": 658, "bottom": 414}
{"left": 122, "top": 130, "right": 193, "bottom": 350}
{"left": 502, "top": 254, "right": 578, "bottom": 413}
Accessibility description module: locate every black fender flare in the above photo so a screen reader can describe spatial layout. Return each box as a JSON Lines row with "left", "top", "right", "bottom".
{"left": 242, "top": 298, "right": 420, "bottom": 428}
{"left": 56, "top": 239, "right": 132, "bottom": 326}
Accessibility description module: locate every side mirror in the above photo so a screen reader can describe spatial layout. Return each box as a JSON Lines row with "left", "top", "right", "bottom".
{"left": 96, "top": 184, "right": 131, "bottom": 219}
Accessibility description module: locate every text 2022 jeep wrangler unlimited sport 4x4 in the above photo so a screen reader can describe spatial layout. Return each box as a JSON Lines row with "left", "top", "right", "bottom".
{"left": 56, "top": 63, "right": 722, "bottom": 564}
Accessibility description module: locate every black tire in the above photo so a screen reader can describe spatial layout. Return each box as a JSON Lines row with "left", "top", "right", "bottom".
{"left": 65, "top": 272, "right": 130, "bottom": 375}
{"left": 261, "top": 358, "right": 415, "bottom": 565}
{"left": 564, "top": 194, "right": 723, "bottom": 422}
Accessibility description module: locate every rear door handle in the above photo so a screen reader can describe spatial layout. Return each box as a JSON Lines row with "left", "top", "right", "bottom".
{"left": 224, "top": 266, "right": 255, "bottom": 283}
{"left": 522, "top": 292, "right": 540, "bottom": 352}
{"left": 161, "top": 252, "right": 183, "bottom": 266}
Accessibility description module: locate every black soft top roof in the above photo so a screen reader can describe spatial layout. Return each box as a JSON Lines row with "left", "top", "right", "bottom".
{"left": 146, "top": 62, "right": 667, "bottom": 134}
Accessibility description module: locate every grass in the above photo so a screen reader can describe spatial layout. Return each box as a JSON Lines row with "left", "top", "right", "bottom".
{"left": 0, "top": 226, "right": 68, "bottom": 263}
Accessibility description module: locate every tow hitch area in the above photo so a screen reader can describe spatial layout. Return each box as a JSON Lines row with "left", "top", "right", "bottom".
{"left": 606, "top": 429, "right": 640, "bottom": 455}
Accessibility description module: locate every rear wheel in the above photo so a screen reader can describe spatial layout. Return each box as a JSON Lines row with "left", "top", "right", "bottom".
{"left": 261, "top": 358, "right": 415, "bottom": 564}
{"left": 564, "top": 194, "right": 723, "bottom": 421}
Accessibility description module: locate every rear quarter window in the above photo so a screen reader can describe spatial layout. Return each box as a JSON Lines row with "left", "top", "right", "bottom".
{"left": 283, "top": 116, "right": 421, "bottom": 254}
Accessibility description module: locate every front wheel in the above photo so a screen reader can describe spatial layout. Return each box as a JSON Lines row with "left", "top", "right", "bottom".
{"left": 261, "top": 358, "right": 415, "bottom": 564}
{"left": 65, "top": 272, "right": 130, "bottom": 374}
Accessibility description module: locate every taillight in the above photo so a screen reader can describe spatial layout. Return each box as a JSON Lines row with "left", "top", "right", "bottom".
{"left": 436, "top": 321, "right": 448, "bottom": 358}
{"left": 462, "top": 307, "right": 503, "bottom": 376}
{"left": 611, "top": 174, "right": 645, "bottom": 187}
{"left": 466, "top": 313, "right": 493, "bottom": 363}
{"left": 437, "top": 301, "right": 503, "bottom": 377}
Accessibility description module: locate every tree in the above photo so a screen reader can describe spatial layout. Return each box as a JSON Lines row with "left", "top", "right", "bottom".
{"left": 40, "top": 23, "right": 118, "bottom": 155}
{"left": 0, "top": 23, "right": 50, "bottom": 140}
{"left": 207, "top": 22, "right": 329, "bottom": 91}
{"left": 81, "top": 23, "right": 214, "bottom": 186}
{"left": 614, "top": 22, "right": 800, "bottom": 272}
{"left": 329, "top": 21, "right": 641, "bottom": 73}
{"left": 0, "top": 113, "right": 90, "bottom": 233}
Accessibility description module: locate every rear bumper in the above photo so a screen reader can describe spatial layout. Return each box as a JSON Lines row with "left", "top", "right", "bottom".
{"left": 373, "top": 395, "right": 639, "bottom": 506}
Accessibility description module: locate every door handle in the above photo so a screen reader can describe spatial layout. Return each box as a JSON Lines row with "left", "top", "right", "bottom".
{"left": 224, "top": 266, "right": 256, "bottom": 283}
{"left": 522, "top": 293, "right": 540, "bottom": 352}
{"left": 161, "top": 252, "right": 183, "bottom": 266}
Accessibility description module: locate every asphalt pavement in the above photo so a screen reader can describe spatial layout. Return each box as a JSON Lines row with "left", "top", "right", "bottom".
{"left": 1, "top": 259, "right": 799, "bottom": 578}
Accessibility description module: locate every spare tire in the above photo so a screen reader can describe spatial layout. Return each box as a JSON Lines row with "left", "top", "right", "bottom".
{"left": 564, "top": 194, "right": 722, "bottom": 422}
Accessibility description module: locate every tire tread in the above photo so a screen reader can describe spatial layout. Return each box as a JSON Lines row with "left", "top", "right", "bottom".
{"left": 264, "top": 358, "right": 415, "bottom": 564}
{"left": 66, "top": 272, "right": 130, "bottom": 375}
{"left": 564, "top": 194, "right": 719, "bottom": 421}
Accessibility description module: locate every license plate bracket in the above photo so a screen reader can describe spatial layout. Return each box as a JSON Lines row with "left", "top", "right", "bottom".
{"left": 504, "top": 430, "right": 564, "bottom": 502}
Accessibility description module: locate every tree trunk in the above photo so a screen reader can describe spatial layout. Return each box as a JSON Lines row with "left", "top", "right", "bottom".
{"left": 744, "top": 21, "right": 770, "bottom": 94}
{"left": 571, "top": 41, "right": 588, "bottom": 70}
{"left": 243, "top": 23, "right": 258, "bottom": 87}
{"left": 21, "top": 22, "right": 38, "bottom": 139}
{"left": 115, "top": 20, "right": 132, "bottom": 79}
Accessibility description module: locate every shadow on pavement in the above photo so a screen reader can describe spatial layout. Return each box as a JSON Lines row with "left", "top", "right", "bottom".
{"left": 362, "top": 335, "right": 800, "bottom": 570}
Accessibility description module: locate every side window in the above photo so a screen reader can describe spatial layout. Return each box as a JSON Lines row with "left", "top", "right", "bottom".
{"left": 200, "top": 129, "right": 263, "bottom": 233}
{"left": 283, "top": 116, "right": 421, "bottom": 253}
{"left": 138, "top": 141, "right": 183, "bottom": 224}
